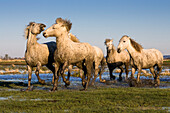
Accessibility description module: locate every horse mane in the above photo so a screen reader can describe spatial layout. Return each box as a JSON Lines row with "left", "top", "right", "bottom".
{"left": 24, "top": 22, "right": 35, "bottom": 39}
{"left": 130, "top": 38, "right": 143, "bottom": 53}
{"left": 56, "top": 17, "right": 72, "bottom": 31}
{"left": 104, "top": 39, "right": 112, "bottom": 45}
{"left": 69, "top": 33, "right": 80, "bottom": 42}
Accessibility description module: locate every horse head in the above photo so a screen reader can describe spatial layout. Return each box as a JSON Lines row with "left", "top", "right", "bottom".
{"left": 105, "top": 39, "right": 113, "bottom": 53}
{"left": 117, "top": 35, "right": 131, "bottom": 53}
{"left": 43, "top": 18, "right": 72, "bottom": 38}
{"left": 25, "top": 22, "right": 46, "bottom": 39}
{"left": 117, "top": 35, "right": 143, "bottom": 53}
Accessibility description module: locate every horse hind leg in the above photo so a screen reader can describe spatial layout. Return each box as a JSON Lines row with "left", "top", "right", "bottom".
{"left": 155, "top": 64, "right": 162, "bottom": 86}
{"left": 26, "top": 65, "right": 33, "bottom": 91}
{"left": 81, "top": 62, "right": 87, "bottom": 89}
{"left": 65, "top": 65, "right": 73, "bottom": 87}
{"left": 150, "top": 67, "right": 156, "bottom": 86}
{"left": 51, "top": 62, "right": 60, "bottom": 91}
{"left": 82, "top": 59, "right": 93, "bottom": 90}
{"left": 91, "top": 62, "right": 99, "bottom": 86}
{"left": 125, "top": 63, "right": 129, "bottom": 82}
{"left": 60, "top": 62, "right": 70, "bottom": 87}
{"left": 99, "top": 58, "right": 106, "bottom": 83}
{"left": 118, "top": 66, "right": 123, "bottom": 81}
{"left": 136, "top": 67, "right": 142, "bottom": 84}
{"left": 35, "top": 62, "right": 45, "bottom": 85}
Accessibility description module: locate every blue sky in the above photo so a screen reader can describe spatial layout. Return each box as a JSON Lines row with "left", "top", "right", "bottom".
{"left": 0, "top": 0, "right": 170, "bottom": 57}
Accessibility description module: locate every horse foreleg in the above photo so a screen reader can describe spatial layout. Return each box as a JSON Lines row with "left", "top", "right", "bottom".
{"left": 46, "top": 64, "right": 55, "bottom": 84}
{"left": 27, "top": 65, "right": 33, "bottom": 91}
{"left": 150, "top": 67, "right": 156, "bottom": 83}
{"left": 137, "top": 67, "right": 142, "bottom": 84}
{"left": 91, "top": 62, "right": 99, "bottom": 86}
{"left": 99, "top": 61, "right": 106, "bottom": 83}
{"left": 118, "top": 66, "right": 123, "bottom": 81}
{"left": 125, "top": 63, "right": 129, "bottom": 81}
{"left": 35, "top": 62, "right": 45, "bottom": 85}
{"left": 99, "top": 68, "right": 106, "bottom": 83}
{"left": 131, "top": 67, "right": 136, "bottom": 79}
{"left": 66, "top": 65, "right": 72, "bottom": 86}
{"left": 83, "top": 61, "right": 93, "bottom": 90}
{"left": 109, "top": 67, "right": 115, "bottom": 80}
{"left": 60, "top": 62, "right": 70, "bottom": 86}
{"left": 51, "top": 62, "right": 59, "bottom": 91}
{"left": 81, "top": 64, "right": 87, "bottom": 89}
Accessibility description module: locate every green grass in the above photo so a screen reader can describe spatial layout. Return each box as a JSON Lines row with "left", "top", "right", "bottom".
{"left": 0, "top": 88, "right": 169, "bottom": 112}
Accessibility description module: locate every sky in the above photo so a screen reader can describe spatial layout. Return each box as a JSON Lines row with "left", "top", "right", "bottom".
{"left": 0, "top": 0, "right": 170, "bottom": 58}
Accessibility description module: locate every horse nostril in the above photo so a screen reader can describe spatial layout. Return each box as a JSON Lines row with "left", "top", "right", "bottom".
{"left": 117, "top": 48, "right": 121, "bottom": 53}
{"left": 43, "top": 32, "right": 46, "bottom": 37}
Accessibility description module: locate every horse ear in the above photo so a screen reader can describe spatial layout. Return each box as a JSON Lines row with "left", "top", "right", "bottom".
{"left": 111, "top": 39, "right": 114, "bottom": 42}
{"left": 56, "top": 17, "right": 63, "bottom": 24}
{"left": 24, "top": 26, "right": 30, "bottom": 39}
{"left": 29, "top": 22, "right": 35, "bottom": 26}
{"left": 41, "top": 24, "right": 46, "bottom": 28}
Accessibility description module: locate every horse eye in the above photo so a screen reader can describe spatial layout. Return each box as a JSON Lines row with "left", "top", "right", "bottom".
{"left": 123, "top": 41, "right": 126, "bottom": 43}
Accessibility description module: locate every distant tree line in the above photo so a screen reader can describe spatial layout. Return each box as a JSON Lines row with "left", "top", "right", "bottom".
{"left": 0, "top": 54, "right": 24, "bottom": 60}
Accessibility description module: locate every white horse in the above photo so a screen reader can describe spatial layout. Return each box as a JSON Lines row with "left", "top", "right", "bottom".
{"left": 91, "top": 46, "right": 106, "bottom": 85}
{"left": 105, "top": 39, "right": 130, "bottom": 81}
{"left": 43, "top": 18, "right": 95, "bottom": 91}
{"left": 25, "top": 22, "right": 56, "bottom": 91}
{"left": 117, "top": 35, "right": 163, "bottom": 86}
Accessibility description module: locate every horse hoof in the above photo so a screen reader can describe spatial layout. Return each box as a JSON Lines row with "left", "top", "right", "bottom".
{"left": 65, "top": 81, "right": 70, "bottom": 86}
{"left": 100, "top": 79, "right": 106, "bottom": 83}
{"left": 50, "top": 89, "right": 57, "bottom": 92}
{"left": 125, "top": 79, "right": 129, "bottom": 82}
{"left": 21, "top": 87, "right": 33, "bottom": 92}
{"left": 89, "top": 83, "right": 95, "bottom": 87}
{"left": 20, "top": 89, "right": 26, "bottom": 92}
{"left": 82, "top": 82, "right": 86, "bottom": 88}
{"left": 154, "top": 79, "right": 160, "bottom": 87}
{"left": 40, "top": 80, "right": 46, "bottom": 85}
{"left": 80, "top": 88, "right": 87, "bottom": 91}
{"left": 110, "top": 76, "right": 116, "bottom": 80}
{"left": 118, "top": 77, "right": 123, "bottom": 82}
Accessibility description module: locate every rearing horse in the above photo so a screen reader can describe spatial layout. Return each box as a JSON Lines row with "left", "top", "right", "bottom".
{"left": 117, "top": 35, "right": 163, "bottom": 86}
{"left": 25, "top": 22, "right": 56, "bottom": 90}
{"left": 43, "top": 18, "right": 95, "bottom": 91}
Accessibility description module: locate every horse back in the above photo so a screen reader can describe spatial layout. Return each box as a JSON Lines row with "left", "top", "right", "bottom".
{"left": 142, "top": 49, "right": 163, "bottom": 67}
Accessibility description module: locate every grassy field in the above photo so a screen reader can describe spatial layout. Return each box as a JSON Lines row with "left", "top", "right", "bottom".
{"left": 0, "top": 88, "right": 169, "bottom": 112}
{"left": 0, "top": 59, "right": 170, "bottom": 112}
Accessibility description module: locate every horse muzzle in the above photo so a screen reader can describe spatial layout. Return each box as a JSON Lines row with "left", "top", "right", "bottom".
{"left": 117, "top": 48, "right": 121, "bottom": 53}
{"left": 43, "top": 32, "right": 48, "bottom": 38}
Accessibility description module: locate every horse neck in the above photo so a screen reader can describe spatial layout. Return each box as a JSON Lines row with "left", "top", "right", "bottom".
{"left": 106, "top": 45, "right": 117, "bottom": 62}
{"left": 126, "top": 43, "right": 141, "bottom": 60}
{"left": 56, "top": 32, "right": 70, "bottom": 51}
{"left": 107, "top": 45, "right": 117, "bottom": 56}
{"left": 26, "top": 31, "right": 37, "bottom": 51}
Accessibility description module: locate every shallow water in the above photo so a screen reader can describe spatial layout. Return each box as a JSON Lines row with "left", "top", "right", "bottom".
{"left": 0, "top": 70, "right": 169, "bottom": 90}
